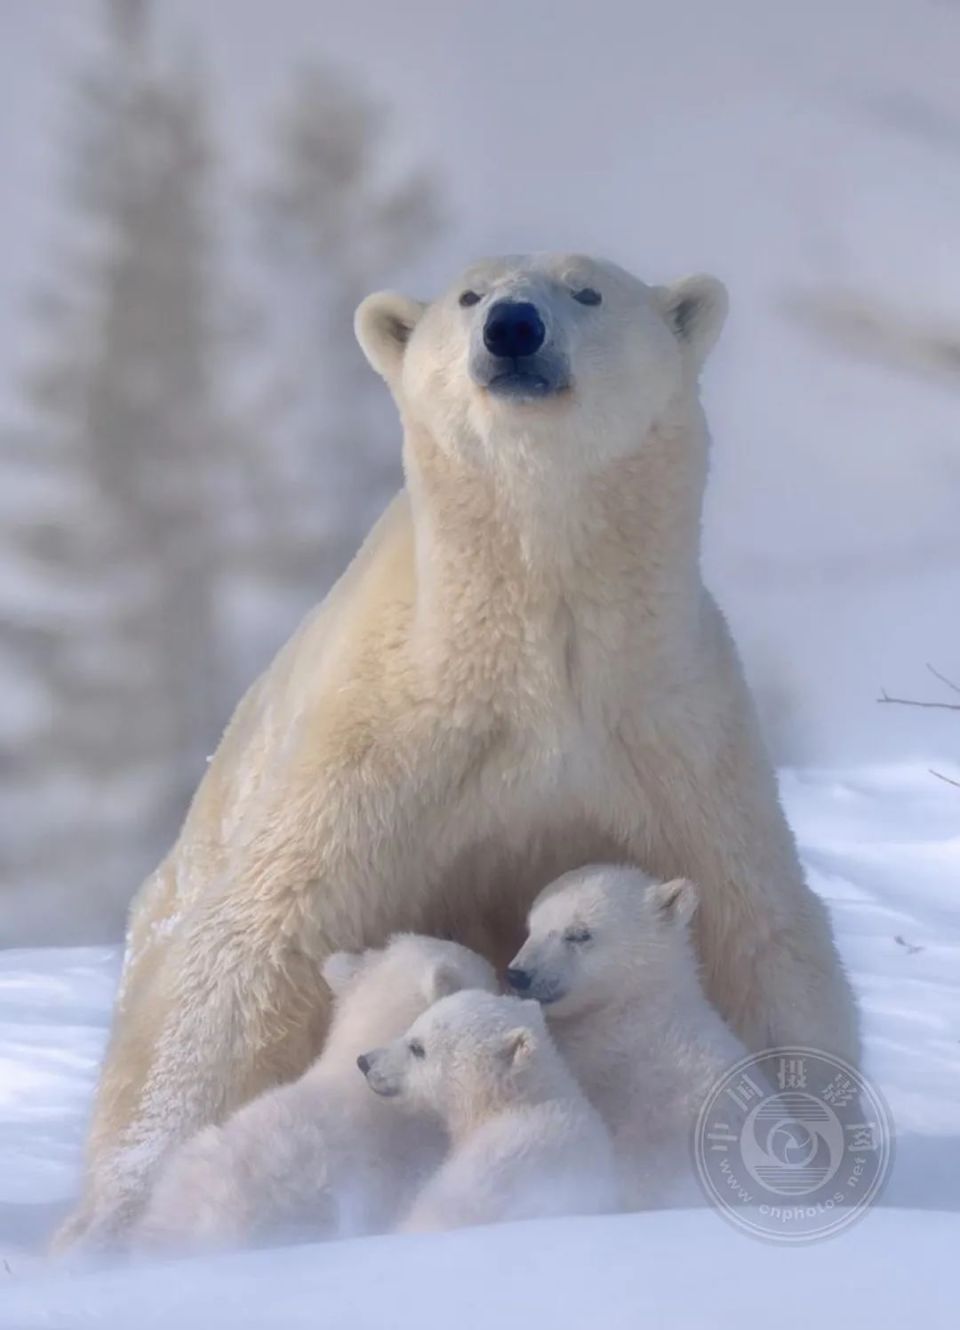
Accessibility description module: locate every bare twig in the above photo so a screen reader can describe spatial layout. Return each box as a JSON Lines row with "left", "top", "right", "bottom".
{"left": 926, "top": 663, "right": 960, "bottom": 697}
{"left": 878, "top": 689, "right": 960, "bottom": 712}
{"left": 894, "top": 934, "right": 924, "bottom": 955}
{"left": 879, "top": 668, "right": 959, "bottom": 791}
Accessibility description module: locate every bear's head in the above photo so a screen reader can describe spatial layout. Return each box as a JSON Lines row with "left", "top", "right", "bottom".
{"left": 357, "top": 989, "right": 551, "bottom": 1120}
{"left": 321, "top": 934, "right": 498, "bottom": 1057}
{"left": 506, "top": 864, "right": 699, "bottom": 1017}
{"left": 355, "top": 254, "right": 726, "bottom": 481}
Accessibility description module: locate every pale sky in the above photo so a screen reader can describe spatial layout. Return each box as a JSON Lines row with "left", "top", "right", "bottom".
{"left": 2, "top": 0, "right": 959, "bottom": 760}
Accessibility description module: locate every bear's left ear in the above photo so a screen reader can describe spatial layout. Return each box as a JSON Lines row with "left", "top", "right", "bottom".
{"left": 647, "top": 877, "right": 699, "bottom": 928}
{"left": 354, "top": 291, "right": 426, "bottom": 385}
{"left": 322, "top": 950, "right": 365, "bottom": 996}
{"left": 655, "top": 274, "right": 728, "bottom": 370}
{"left": 497, "top": 1026, "right": 536, "bottom": 1068}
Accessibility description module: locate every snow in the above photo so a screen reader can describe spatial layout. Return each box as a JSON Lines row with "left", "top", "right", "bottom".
{"left": 1, "top": 765, "right": 958, "bottom": 1327}
{"left": 1, "top": 1210, "right": 957, "bottom": 1330}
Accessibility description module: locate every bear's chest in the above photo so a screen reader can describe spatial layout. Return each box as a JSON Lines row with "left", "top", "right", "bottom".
{"left": 440, "top": 704, "right": 657, "bottom": 881}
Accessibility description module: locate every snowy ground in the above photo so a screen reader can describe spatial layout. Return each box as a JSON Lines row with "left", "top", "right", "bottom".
{"left": 1, "top": 764, "right": 957, "bottom": 1327}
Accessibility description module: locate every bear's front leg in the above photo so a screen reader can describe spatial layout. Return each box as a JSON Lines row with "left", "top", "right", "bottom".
{"left": 622, "top": 711, "right": 861, "bottom": 1066}
{"left": 53, "top": 879, "right": 332, "bottom": 1250}
{"left": 52, "top": 682, "right": 484, "bottom": 1253}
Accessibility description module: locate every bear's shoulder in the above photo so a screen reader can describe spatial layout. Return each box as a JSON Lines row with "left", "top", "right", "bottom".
{"left": 178, "top": 492, "right": 417, "bottom": 844}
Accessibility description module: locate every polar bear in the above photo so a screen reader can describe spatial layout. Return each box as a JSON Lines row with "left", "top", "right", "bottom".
{"left": 136, "top": 935, "right": 497, "bottom": 1251}
{"left": 508, "top": 864, "right": 747, "bottom": 1207}
{"left": 359, "top": 989, "right": 620, "bottom": 1230}
{"left": 55, "top": 252, "right": 859, "bottom": 1250}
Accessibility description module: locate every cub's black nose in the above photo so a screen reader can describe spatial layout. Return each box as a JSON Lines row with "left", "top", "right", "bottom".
{"left": 356, "top": 1053, "right": 371, "bottom": 1074}
{"left": 506, "top": 966, "right": 533, "bottom": 992}
{"left": 483, "top": 301, "right": 546, "bottom": 359}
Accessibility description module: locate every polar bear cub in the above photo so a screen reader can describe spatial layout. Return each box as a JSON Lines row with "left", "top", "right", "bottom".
{"left": 359, "top": 989, "right": 620, "bottom": 1231}
{"left": 137, "top": 935, "right": 497, "bottom": 1251}
{"left": 507, "top": 864, "right": 747, "bottom": 1208}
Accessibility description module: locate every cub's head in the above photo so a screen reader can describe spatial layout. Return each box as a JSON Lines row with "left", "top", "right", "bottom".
{"left": 355, "top": 254, "right": 726, "bottom": 475}
{"left": 506, "top": 864, "right": 699, "bottom": 1018}
{"left": 322, "top": 934, "right": 498, "bottom": 1051}
{"left": 358, "top": 990, "right": 549, "bottom": 1119}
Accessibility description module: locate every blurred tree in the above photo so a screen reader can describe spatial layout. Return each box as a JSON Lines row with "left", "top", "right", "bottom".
{"left": 0, "top": 20, "right": 446, "bottom": 945}
{"left": 784, "top": 288, "right": 960, "bottom": 390}
{"left": 0, "top": 0, "right": 238, "bottom": 941}
{"left": 237, "top": 61, "right": 442, "bottom": 660}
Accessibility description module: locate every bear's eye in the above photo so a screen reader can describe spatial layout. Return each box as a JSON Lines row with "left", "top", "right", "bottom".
{"left": 409, "top": 1039, "right": 426, "bottom": 1059}
{"left": 572, "top": 287, "right": 602, "bottom": 306}
{"left": 564, "top": 927, "right": 592, "bottom": 944}
{"left": 459, "top": 290, "right": 481, "bottom": 308}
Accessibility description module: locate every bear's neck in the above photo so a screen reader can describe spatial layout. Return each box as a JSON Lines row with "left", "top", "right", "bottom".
{"left": 565, "top": 954, "right": 708, "bottom": 1037}
{"left": 404, "top": 413, "right": 708, "bottom": 672}
{"left": 445, "top": 1047, "right": 581, "bottom": 1144}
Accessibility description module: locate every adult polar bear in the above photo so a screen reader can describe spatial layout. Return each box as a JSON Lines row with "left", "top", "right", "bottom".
{"left": 57, "top": 254, "right": 859, "bottom": 1247}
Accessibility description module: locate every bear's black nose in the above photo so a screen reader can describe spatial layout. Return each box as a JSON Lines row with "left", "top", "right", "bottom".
{"left": 356, "top": 1053, "right": 371, "bottom": 1074}
{"left": 506, "top": 966, "right": 533, "bottom": 992}
{"left": 483, "top": 301, "right": 546, "bottom": 359}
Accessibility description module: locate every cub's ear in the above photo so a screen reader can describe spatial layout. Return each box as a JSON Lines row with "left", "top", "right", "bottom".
{"left": 322, "top": 950, "right": 365, "bottom": 996}
{"left": 655, "top": 274, "right": 728, "bottom": 369}
{"left": 498, "top": 1026, "right": 536, "bottom": 1068}
{"left": 422, "top": 962, "right": 462, "bottom": 1006}
{"left": 647, "top": 877, "right": 699, "bottom": 928}
{"left": 354, "top": 291, "right": 426, "bottom": 383}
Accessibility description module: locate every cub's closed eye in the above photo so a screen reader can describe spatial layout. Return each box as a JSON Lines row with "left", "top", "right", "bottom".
{"left": 409, "top": 1039, "right": 426, "bottom": 1058}
{"left": 572, "top": 287, "right": 602, "bottom": 306}
{"left": 564, "top": 927, "right": 592, "bottom": 944}
{"left": 459, "top": 290, "right": 481, "bottom": 308}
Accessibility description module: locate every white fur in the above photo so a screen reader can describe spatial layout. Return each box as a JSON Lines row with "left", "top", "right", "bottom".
{"left": 360, "top": 990, "right": 619, "bottom": 1231}
{"left": 510, "top": 865, "right": 747, "bottom": 1208}
{"left": 136, "top": 936, "right": 497, "bottom": 1251}
{"left": 56, "top": 253, "right": 858, "bottom": 1250}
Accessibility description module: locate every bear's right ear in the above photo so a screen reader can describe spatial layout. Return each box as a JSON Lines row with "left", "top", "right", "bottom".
{"left": 647, "top": 877, "right": 699, "bottom": 928}
{"left": 322, "top": 950, "right": 365, "bottom": 996}
{"left": 422, "top": 962, "right": 462, "bottom": 1006}
{"left": 354, "top": 291, "right": 426, "bottom": 385}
